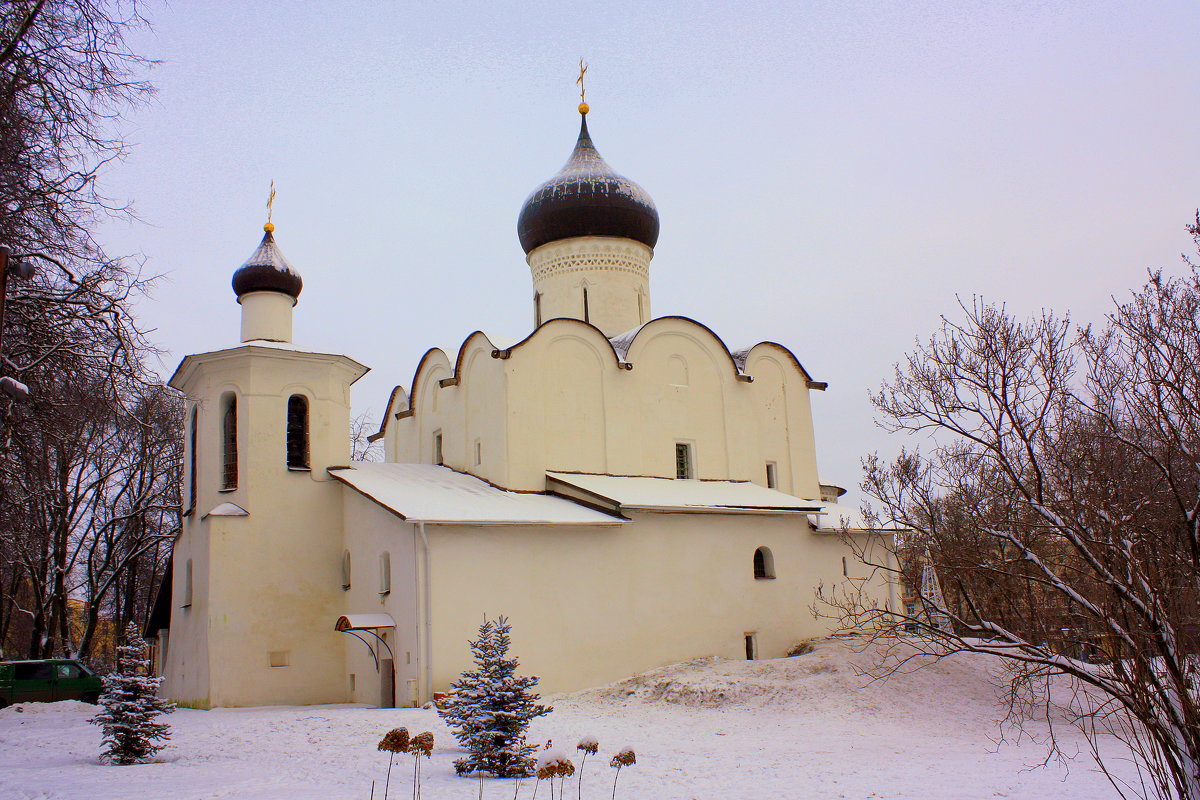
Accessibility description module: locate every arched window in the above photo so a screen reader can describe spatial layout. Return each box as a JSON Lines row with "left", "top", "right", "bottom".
{"left": 341, "top": 550, "right": 352, "bottom": 590}
{"left": 221, "top": 394, "right": 238, "bottom": 490}
{"left": 286, "top": 394, "right": 310, "bottom": 469}
{"left": 379, "top": 552, "right": 391, "bottom": 596}
{"left": 753, "top": 546, "right": 775, "bottom": 580}
{"left": 187, "top": 406, "right": 198, "bottom": 514}
{"left": 582, "top": 285, "right": 590, "bottom": 323}
{"left": 534, "top": 292, "right": 543, "bottom": 327}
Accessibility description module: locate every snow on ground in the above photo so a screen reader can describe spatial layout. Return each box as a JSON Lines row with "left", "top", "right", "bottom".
{"left": 0, "top": 637, "right": 1135, "bottom": 800}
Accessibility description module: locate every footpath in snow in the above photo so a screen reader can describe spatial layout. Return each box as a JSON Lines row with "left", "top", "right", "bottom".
{"left": 0, "top": 637, "right": 1133, "bottom": 799}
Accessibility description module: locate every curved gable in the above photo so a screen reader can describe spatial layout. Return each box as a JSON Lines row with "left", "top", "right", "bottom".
{"left": 619, "top": 316, "right": 749, "bottom": 383}
{"left": 407, "top": 348, "right": 453, "bottom": 417}
{"left": 742, "top": 341, "right": 823, "bottom": 389}
{"left": 493, "top": 317, "right": 626, "bottom": 368}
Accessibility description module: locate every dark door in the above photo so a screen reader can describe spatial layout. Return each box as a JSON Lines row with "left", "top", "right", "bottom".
{"left": 380, "top": 658, "right": 395, "bottom": 709}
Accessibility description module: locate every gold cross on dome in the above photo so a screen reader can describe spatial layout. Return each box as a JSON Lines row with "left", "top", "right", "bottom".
{"left": 576, "top": 59, "right": 588, "bottom": 103}
{"left": 266, "top": 180, "right": 276, "bottom": 227}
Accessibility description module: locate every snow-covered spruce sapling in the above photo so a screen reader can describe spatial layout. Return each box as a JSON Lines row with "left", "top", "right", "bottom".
{"left": 409, "top": 731, "right": 433, "bottom": 800}
{"left": 437, "top": 616, "right": 552, "bottom": 778}
{"left": 89, "top": 623, "right": 174, "bottom": 765}
{"left": 378, "top": 727, "right": 410, "bottom": 799}
{"left": 609, "top": 748, "right": 635, "bottom": 800}
{"left": 575, "top": 736, "right": 598, "bottom": 800}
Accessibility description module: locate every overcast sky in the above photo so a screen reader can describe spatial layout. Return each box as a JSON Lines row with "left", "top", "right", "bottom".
{"left": 98, "top": 0, "right": 1200, "bottom": 499}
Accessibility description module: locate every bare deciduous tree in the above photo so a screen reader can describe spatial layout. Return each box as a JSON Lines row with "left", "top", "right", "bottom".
{"left": 825, "top": 218, "right": 1200, "bottom": 800}
{"left": 0, "top": 1, "right": 175, "bottom": 666}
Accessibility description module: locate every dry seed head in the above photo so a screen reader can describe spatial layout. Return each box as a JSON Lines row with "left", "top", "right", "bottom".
{"left": 576, "top": 736, "right": 599, "bottom": 755}
{"left": 410, "top": 731, "right": 434, "bottom": 757}
{"left": 379, "top": 727, "right": 411, "bottom": 753}
{"left": 610, "top": 747, "right": 636, "bottom": 768}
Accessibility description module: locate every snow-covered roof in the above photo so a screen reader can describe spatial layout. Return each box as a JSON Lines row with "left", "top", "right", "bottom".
{"left": 329, "top": 463, "right": 625, "bottom": 526}
{"left": 335, "top": 614, "right": 395, "bottom": 631}
{"left": 806, "top": 502, "right": 906, "bottom": 533}
{"left": 546, "top": 472, "right": 825, "bottom": 513}
{"left": 203, "top": 502, "right": 248, "bottom": 519}
{"left": 807, "top": 502, "right": 868, "bottom": 531}
{"left": 169, "top": 342, "right": 368, "bottom": 390}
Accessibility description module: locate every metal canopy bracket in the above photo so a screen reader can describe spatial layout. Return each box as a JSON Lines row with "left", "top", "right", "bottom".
{"left": 334, "top": 615, "right": 396, "bottom": 673}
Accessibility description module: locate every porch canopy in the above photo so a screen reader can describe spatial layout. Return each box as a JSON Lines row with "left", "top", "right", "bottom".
{"left": 334, "top": 614, "right": 396, "bottom": 632}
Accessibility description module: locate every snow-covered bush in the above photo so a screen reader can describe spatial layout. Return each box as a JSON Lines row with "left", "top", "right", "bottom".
{"left": 437, "top": 616, "right": 552, "bottom": 778}
{"left": 89, "top": 623, "right": 173, "bottom": 765}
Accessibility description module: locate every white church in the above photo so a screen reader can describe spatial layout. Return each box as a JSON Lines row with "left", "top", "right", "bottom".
{"left": 151, "top": 101, "right": 897, "bottom": 709}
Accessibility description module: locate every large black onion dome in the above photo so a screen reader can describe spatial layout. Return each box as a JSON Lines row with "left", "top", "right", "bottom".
{"left": 517, "top": 114, "right": 659, "bottom": 255}
{"left": 232, "top": 226, "right": 303, "bottom": 300}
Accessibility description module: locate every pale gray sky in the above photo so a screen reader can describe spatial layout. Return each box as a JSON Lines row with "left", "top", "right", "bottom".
{"left": 99, "top": 0, "right": 1200, "bottom": 498}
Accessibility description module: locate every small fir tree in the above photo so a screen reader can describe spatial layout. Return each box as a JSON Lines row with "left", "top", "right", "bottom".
{"left": 438, "top": 616, "right": 552, "bottom": 778}
{"left": 90, "top": 623, "right": 173, "bottom": 764}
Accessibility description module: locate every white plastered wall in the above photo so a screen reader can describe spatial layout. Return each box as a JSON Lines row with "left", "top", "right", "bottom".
{"left": 423, "top": 512, "right": 893, "bottom": 696}
{"left": 164, "top": 346, "right": 365, "bottom": 707}
{"left": 388, "top": 316, "right": 824, "bottom": 495}
{"left": 390, "top": 335, "right": 510, "bottom": 488}
{"left": 340, "top": 492, "right": 420, "bottom": 707}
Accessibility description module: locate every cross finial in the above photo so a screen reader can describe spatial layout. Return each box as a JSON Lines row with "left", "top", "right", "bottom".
{"left": 264, "top": 180, "right": 276, "bottom": 232}
{"left": 576, "top": 59, "right": 589, "bottom": 115}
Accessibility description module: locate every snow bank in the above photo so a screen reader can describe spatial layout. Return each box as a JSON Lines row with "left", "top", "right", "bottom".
{"left": 576, "top": 637, "right": 1003, "bottom": 718}
{"left": 0, "top": 699, "right": 95, "bottom": 716}
{"left": 0, "top": 637, "right": 1133, "bottom": 800}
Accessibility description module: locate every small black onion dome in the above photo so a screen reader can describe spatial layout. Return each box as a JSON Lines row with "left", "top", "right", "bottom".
{"left": 517, "top": 113, "right": 659, "bottom": 255}
{"left": 231, "top": 225, "right": 303, "bottom": 300}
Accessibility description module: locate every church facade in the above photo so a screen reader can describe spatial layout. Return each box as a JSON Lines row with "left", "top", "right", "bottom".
{"left": 154, "top": 105, "right": 896, "bottom": 709}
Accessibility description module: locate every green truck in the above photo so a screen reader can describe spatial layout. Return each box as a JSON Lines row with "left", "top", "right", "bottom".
{"left": 0, "top": 659, "right": 103, "bottom": 707}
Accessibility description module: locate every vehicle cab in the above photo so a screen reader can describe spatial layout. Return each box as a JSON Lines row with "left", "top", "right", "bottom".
{"left": 0, "top": 659, "right": 103, "bottom": 707}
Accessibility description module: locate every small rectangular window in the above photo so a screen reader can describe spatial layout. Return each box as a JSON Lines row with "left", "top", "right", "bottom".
{"left": 473, "top": 439, "right": 482, "bottom": 466}
{"left": 433, "top": 431, "right": 443, "bottom": 466}
{"left": 675, "top": 443, "right": 693, "bottom": 479}
{"left": 186, "top": 406, "right": 198, "bottom": 515}
{"left": 269, "top": 651, "right": 290, "bottom": 668}
{"left": 183, "top": 559, "right": 194, "bottom": 608}
{"left": 745, "top": 633, "right": 758, "bottom": 661}
{"left": 765, "top": 462, "right": 777, "bottom": 489}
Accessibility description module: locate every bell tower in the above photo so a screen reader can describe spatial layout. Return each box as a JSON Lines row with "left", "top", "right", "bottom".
{"left": 162, "top": 219, "right": 368, "bottom": 708}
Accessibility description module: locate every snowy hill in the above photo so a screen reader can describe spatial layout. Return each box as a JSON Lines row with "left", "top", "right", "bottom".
{"left": 0, "top": 637, "right": 1131, "bottom": 800}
